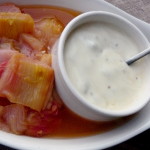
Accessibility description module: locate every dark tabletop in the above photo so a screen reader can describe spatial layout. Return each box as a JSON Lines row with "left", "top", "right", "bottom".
{"left": 0, "top": 0, "right": 150, "bottom": 150}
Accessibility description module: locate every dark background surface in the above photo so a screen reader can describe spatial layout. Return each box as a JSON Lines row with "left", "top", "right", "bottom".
{"left": 0, "top": 0, "right": 150, "bottom": 150}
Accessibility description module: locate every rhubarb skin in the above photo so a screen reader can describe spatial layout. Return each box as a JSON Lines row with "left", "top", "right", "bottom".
{"left": 0, "top": 12, "right": 34, "bottom": 39}
{"left": 0, "top": 53, "right": 54, "bottom": 111}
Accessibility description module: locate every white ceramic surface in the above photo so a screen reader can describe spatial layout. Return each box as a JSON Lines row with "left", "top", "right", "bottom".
{"left": 52, "top": 11, "right": 150, "bottom": 121}
{"left": 0, "top": 0, "right": 150, "bottom": 150}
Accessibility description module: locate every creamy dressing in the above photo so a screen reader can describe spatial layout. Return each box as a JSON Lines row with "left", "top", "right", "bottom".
{"left": 64, "top": 22, "right": 143, "bottom": 111}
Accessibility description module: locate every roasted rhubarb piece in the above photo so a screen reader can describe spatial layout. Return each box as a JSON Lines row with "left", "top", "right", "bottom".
{"left": 0, "top": 12, "right": 34, "bottom": 39}
{"left": 34, "top": 18, "right": 64, "bottom": 49}
{"left": 0, "top": 49, "right": 17, "bottom": 64}
{"left": 0, "top": 93, "right": 63, "bottom": 136}
{"left": 0, "top": 53, "right": 54, "bottom": 111}
{"left": 0, "top": 50, "right": 18, "bottom": 77}
{"left": 20, "top": 33, "right": 45, "bottom": 52}
{"left": 3, "top": 104, "right": 27, "bottom": 134}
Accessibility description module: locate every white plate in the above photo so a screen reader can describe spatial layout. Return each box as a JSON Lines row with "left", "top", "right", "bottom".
{"left": 0, "top": 0, "right": 150, "bottom": 150}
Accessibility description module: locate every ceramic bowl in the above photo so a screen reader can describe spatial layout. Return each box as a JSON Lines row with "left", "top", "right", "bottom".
{"left": 0, "top": 0, "right": 150, "bottom": 150}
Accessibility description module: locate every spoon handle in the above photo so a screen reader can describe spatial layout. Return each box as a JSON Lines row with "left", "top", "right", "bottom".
{"left": 126, "top": 47, "right": 150, "bottom": 65}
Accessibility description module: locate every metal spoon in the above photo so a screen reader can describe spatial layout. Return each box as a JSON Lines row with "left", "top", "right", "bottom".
{"left": 126, "top": 47, "right": 150, "bottom": 65}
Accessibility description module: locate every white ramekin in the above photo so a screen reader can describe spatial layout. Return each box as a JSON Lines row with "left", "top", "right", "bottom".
{"left": 52, "top": 11, "right": 150, "bottom": 121}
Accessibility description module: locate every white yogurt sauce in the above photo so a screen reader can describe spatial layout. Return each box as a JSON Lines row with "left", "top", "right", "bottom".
{"left": 64, "top": 22, "right": 143, "bottom": 112}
